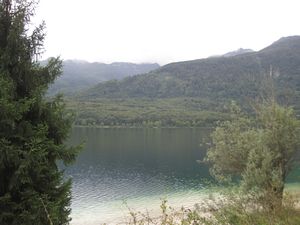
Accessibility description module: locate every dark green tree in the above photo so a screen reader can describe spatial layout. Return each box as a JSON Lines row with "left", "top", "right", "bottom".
{"left": 0, "top": 0, "right": 80, "bottom": 224}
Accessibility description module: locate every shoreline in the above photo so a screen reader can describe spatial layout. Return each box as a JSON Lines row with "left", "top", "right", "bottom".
{"left": 72, "top": 125, "right": 213, "bottom": 129}
{"left": 71, "top": 183, "right": 300, "bottom": 225}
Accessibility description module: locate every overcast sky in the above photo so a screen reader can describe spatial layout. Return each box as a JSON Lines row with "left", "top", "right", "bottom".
{"left": 33, "top": 0, "right": 300, "bottom": 65}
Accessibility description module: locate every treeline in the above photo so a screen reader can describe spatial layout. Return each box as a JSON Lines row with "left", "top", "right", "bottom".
{"left": 67, "top": 98, "right": 229, "bottom": 127}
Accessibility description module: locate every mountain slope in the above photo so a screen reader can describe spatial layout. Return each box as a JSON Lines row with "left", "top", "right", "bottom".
{"left": 81, "top": 36, "right": 300, "bottom": 100}
{"left": 222, "top": 48, "right": 254, "bottom": 57}
{"left": 48, "top": 60, "right": 160, "bottom": 95}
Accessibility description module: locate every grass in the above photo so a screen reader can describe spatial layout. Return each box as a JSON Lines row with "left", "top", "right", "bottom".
{"left": 113, "top": 188, "right": 300, "bottom": 225}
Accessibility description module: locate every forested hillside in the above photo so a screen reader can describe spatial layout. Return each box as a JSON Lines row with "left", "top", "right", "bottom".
{"left": 70, "top": 36, "right": 300, "bottom": 127}
{"left": 81, "top": 36, "right": 300, "bottom": 101}
{"left": 48, "top": 60, "right": 160, "bottom": 95}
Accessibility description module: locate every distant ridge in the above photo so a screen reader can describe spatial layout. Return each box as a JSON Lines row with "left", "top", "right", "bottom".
{"left": 80, "top": 36, "right": 300, "bottom": 102}
{"left": 48, "top": 60, "right": 160, "bottom": 95}
{"left": 222, "top": 48, "right": 254, "bottom": 57}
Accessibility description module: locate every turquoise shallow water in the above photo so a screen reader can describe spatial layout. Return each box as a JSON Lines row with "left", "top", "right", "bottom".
{"left": 66, "top": 127, "right": 299, "bottom": 225}
{"left": 66, "top": 127, "right": 211, "bottom": 224}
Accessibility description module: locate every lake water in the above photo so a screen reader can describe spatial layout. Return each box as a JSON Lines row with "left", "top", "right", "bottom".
{"left": 66, "top": 127, "right": 300, "bottom": 225}
{"left": 66, "top": 127, "right": 212, "bottom": 224}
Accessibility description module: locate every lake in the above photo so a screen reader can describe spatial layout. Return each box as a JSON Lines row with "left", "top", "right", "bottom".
{"left": 66, "top": 127, "right": 212, "bottom": 224}
{"left": 66, "top": 127, "right": 300, "bottom": 225}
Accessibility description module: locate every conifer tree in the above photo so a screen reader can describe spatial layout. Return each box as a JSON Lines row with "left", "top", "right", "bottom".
{"left": 0, "top": 1, "right": 80, "bottom": 224}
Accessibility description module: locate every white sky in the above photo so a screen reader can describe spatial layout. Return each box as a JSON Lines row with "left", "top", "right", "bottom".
{"left": 33, "top": 0, "right": 300, "bottom": 65}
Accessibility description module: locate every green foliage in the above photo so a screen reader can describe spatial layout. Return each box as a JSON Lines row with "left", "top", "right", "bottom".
{"left": 0, "top": 1, "right": 80, "bottom": 224}
{"left": 205, "top": 102, "right": 258, "bottom": 182}
{"left": 80, "top": 36, "right": 300, "bottom": 103}
{"left": 206, "top": 100, "right": 300, "bottom": 206}
{"left": 121, "top": 192, "right": 300, "bottom": 225}
{"left": 124, "top": 199, "right": 208, "bottom": 225}
{"left": 73, "top": 36, "right": 300, "bottom": 128}
{"left": 67, "top": 97, "right": 229, "bottom": 128}
{"left": 211, "top": 190, "right": 300, "bottom": 225}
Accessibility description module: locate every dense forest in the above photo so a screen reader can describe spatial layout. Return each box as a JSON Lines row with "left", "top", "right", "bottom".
{"left": 80, "top": 36, "right": 300, "bottom": 100}
{"left": 68, "top": 98, "right": 228, "bottom": 127}
{"left": 68, "top": 36, "right": 300, "bottom": 127}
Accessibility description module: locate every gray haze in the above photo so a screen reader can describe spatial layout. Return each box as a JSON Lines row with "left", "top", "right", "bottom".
{"left": 33, "top": 0, "right": 300, "bottom": 64}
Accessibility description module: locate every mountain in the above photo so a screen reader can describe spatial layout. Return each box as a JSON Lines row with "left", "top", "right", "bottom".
{"left": 222, "top": 48, "right": 254, "bottom": 57}
{"left": 48, "top": 60, "right": 160, "bottom": 95}
{"left": 71, "top": 36, "right": 300, "bottom": 127}
{"left": 81, "top": 36, "right": 300, "bottom": 101}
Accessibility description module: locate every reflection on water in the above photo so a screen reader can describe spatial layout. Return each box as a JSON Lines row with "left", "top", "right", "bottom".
{"left": 66, "top": 127, "right": 211, "bottom": 224}
{"left": 66, "top": 127, "right": 299, "bottom": 224}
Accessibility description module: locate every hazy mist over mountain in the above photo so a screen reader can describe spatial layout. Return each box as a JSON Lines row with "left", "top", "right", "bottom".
{"left": 222, "top": 48, "right": 254, "bottom": 57}
{"left": 80, "top": 36, "right": 300, "bottom": 100}
{"left": 48, "top": 60, "right": 160, "bottom": 95}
